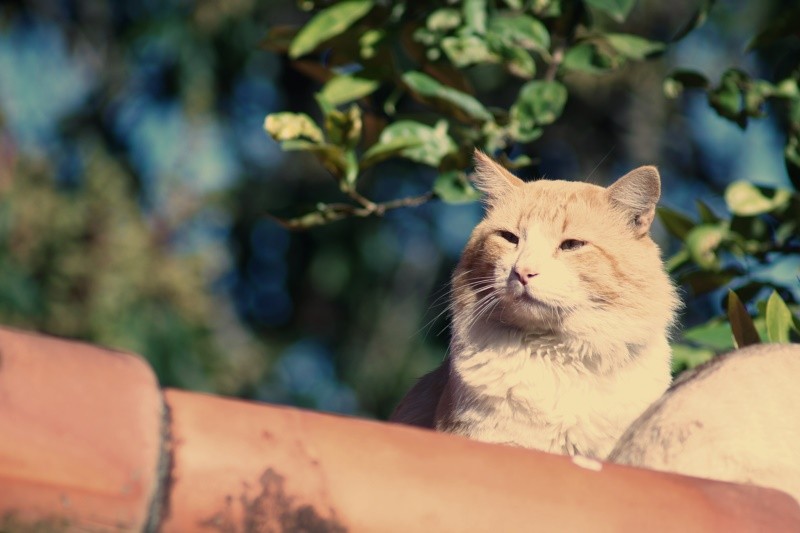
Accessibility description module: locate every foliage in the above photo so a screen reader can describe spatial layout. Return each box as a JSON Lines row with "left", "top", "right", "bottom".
{"left": 263, "top": 0, "right": 669, "bottom": 227}
{"left": 266, "top": 0, "right": 800, "bottom": 375}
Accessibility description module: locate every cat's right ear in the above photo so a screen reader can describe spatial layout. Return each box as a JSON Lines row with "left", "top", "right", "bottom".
{"left": 607, "top": 165, "right": 660, "bottom": 237}
{"left": 471, "top": 150, "right": 524, "bottom": 204}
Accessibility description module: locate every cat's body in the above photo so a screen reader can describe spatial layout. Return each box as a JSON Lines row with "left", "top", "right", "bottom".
{"left": 391, "top": 152, "right": 679, "bottom": 458}
{"left": 609, "top": 343, "right": 800, "bottom": 503}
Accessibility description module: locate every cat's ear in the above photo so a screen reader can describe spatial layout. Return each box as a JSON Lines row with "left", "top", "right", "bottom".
{"left": 471, "top": 150, "right": 524, "bottom": 203}
{"left": 607, "top": 165, "right": 660, "bottom": 236}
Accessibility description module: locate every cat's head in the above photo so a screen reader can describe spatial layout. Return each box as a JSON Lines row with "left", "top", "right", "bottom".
{"left": 452, "top": 151, "right": 678, "bottom": 345}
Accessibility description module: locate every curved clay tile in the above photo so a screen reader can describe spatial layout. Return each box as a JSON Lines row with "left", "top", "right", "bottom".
{"left": 1, "top": 326, "right": 799, "bottom": 532}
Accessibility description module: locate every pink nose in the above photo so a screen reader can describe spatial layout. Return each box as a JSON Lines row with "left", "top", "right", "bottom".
{"left": 513, "top": 266, "right": 539, "bottom": 285}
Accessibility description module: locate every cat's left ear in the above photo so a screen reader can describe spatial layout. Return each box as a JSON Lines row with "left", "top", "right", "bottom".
{"left": 607, "top": 166, "right": 660, "bottom": 237}
{"left": 471, "top": 150, "right": 524, "bottom": 204}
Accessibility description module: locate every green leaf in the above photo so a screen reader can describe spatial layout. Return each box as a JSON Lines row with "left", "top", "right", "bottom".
{"left": 784, "top": 131, "right": 800, "bottom": 191}
{"left": 584, "top": 0, "right": 636, "bottom": 22}
{"left": 708, "top": 69, "right": 748, "bottom": 128}
{"left": 371, "top": 120, "right": 457, "bottom": 167}
{"left": 724, "top": 181, "right": 792, "bottom": 216}
{"left": 727, "top": 289, "right": 761, "bottom": 349}
{"left": 670, "top": 343, "right": 716, "bottom": 374}
{"left": 679, "top": 269, "right": 738, "bottom": 295}
{"left": 664, "top": 248, "right": 690, "bottom": 273}
{"left": 427, "top": 8, "right": 461, "bottom": 32}
{"left": 319, "top": 75, "right": 379, "bottom": 106}
{"left": 683, "top": 320, "right": 735, "bottom": 351}
{"left": 264, "top": 112, "right": 324, "bottom": 143}
{"left": 510, "top": 80, "right": 568, "bottom": 138}
{"left": 289, "top": 0, "right": 374, "bottom": 58}
{"left": 279, "top": 140, "right": 348, "bottom": 177}
{"left": 488, "top": 15, "right": 550, "bottom": 52}
{"left": 747, "top": 4, "right": 800, "bottom": 50}
{"left": 685, "top": 223, "right": 726, "bottom": 270}
{"left": 441, "top": 34, "right": 497, "bottom": 67}
{"left": 463, "top": 0, "right": 488, "bottom": 34}
{"left": 323, "top": 104, "right": 362, "bottom": 150}
{"left": 657, "top": 206, "right": 696, "bottom": 239}
{"left": 604, "top": 33, "right": 664, "bottom": 60}
{"left": 402, "top": 71, "right": 493, "bottom": 123}
{"left": 360, "top": 138, "right": 424, "bottom": 168}
{"left": 561, "top": 42, "right": 613, "bottom": 74}
{"left": 434, "top": 171, "right": 481, "bottom": 203}
{"left": 765, "top": 291, "right": 797, "bottom": 343}
{"left": 695, "top": 199, "right": 720, "bottom": 223}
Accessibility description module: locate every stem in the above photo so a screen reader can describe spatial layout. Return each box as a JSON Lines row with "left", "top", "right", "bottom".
{"left": 544, "top": 43, "right": 565, "bottom": 82}
{"left": 275, "top": 191, "right": 436, "bottom": 230}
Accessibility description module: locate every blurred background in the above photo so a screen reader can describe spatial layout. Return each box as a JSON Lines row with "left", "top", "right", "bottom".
{"left": 0, "top": 0, "right": 796, "bottom": 419}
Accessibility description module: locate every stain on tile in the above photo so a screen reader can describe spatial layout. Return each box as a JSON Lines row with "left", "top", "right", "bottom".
{"left": 200, "top": 468, "right": 347, "bottom": 533}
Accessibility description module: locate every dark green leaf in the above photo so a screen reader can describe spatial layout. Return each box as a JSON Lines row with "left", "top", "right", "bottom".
{"left": 324, "top": 104, "right": 362, "bottom": 150}
{"left": 656, "top": 206, "right": 696, "bottom": 239}
{"left": 785, "top": 131, "right": 800, "bottom": 190}
{"left": 747, "top": 4, "right": 800, "bottom": 50}
{"left": 604, "top": 33, "right": 664, "bottom": 60}
{"left": 724, "top": 181, "right": 792, "bottom": 216}
{"left": 280, "top": 140, "right": 348, "bottom": 178}
{"left": 402, "top": 71, "right": 493, "bottom": 122}
{"left": 765, "top": 290, "right": 797, "bottom": 343}
{"left": 561, "top": 42, "right": 612, "bottom": 74}
{"left": 708, "top": 69, "right": 748, "bottom": 128}
{"left": 695, "top": 199, "right": 720, "bottom": 223}
{"left": 727, "top": 289, "right": 761, "bottom": 348}
{"left": 434, "top": 171, "right": 481, "bottom": 203}
{"left": 663, "top": 70, "right": 709, "bottom": 98}
{"left": 679, "top": 269, "right": 737, "bottom": 295}
{"left": 289, "top": 0, "right": 374, "bottom": 58}
{"left": 584, "top": 0, "right": 636, "bottom": 22}
{"left": 664, "top": 249, "right": 690, "bottom": 273}
{"left": 261, "top": 25, "right": 300, "bottom": 53}
{"left": 671, "top": 0, "right": 716, "bottom": 42}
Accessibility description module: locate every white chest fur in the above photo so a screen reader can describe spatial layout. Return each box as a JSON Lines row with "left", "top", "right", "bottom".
{"left": 448, "top": 331, "right": 671, "bottom": 459}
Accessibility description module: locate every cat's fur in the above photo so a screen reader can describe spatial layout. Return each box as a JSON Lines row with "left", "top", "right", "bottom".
{"left": 391, "top": 151, "right": 679, "bottom": 459}
{"left": 609, "top": 343, "right": 800, "bottom": 503}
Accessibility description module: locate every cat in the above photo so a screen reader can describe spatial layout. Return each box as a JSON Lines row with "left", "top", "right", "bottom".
{"left": 390, "top": 151, "right": 680, "bottom": 459}
{"left": 609, "top": 342, "right": 800, "bottom": 503}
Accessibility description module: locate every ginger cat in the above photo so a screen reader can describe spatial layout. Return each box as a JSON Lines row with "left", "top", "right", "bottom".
{"left": 609, "top": 343, "right": 800, "bottom": 503}
{"left": 391, "top": 151, "right": 679, "bottom": 459}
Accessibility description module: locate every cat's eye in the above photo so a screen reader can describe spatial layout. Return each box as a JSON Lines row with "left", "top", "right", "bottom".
{"left": 560, "top": 239, "right": 586, "bottom": 251}
{"left": 497, "top": 230, "right": 519, "bottom": 245}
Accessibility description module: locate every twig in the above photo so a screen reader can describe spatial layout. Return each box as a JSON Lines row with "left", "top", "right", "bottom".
{"left": 544, "top": 43, "right": 565, "bottom": 82}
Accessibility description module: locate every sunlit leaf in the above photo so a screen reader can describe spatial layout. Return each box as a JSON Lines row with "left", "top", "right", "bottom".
{"left": 402, "top": 71, "right": 493, "bottom": 122}
{"left": 604, "top": 34, "right": 664, "bottom": 60}
{"left": 463, "top": 0, "right": 488, "bottom": 34}
{"left": 264, "top": 112, "right": 324, "bottom": 143}
{"left": 319, "top": 75, "right": 379, "bottom": 106}
{"left": 289, "top": 0, "right": 374, "bottom": 58}
{"left": 765, "top": 291, "right": 797, "bottom": 343}
{"left": 488, "top": 15, "right": 550, "bottom": 52}
{"left": 724, "top": 181, "right": 792, "bottom": 216}
{"left": 727, "top": 289, "right": 761, "bottom": 348}
{"left": 427, "top": 8, "right": 461, "bottom": 32}
{"left": 683, "top": 320, "right": 735, "bottom": 351}
{"left": 584, "top": 0, "right": 636, "bottom": 22}
{"left": 360, "top": 138, "right": 423, "bottom": 168}
{"left": 371, "top": 120, "right": 457, "bottom": 167}
{"left": 511, "top": 80, "right": 567, "bottom": 127}
{"left": 434, "top": 171, "right": 481, "bottom": 203}
{"left": 441, "top": 34, "right": 497, "bottom": 67}
{"left": 685, "top": 223, "right": 726, "bottom": 270}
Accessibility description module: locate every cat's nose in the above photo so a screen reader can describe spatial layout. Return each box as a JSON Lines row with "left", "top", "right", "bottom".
{"left": 513, "top": 266, "right": 539, "bottom": 285}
